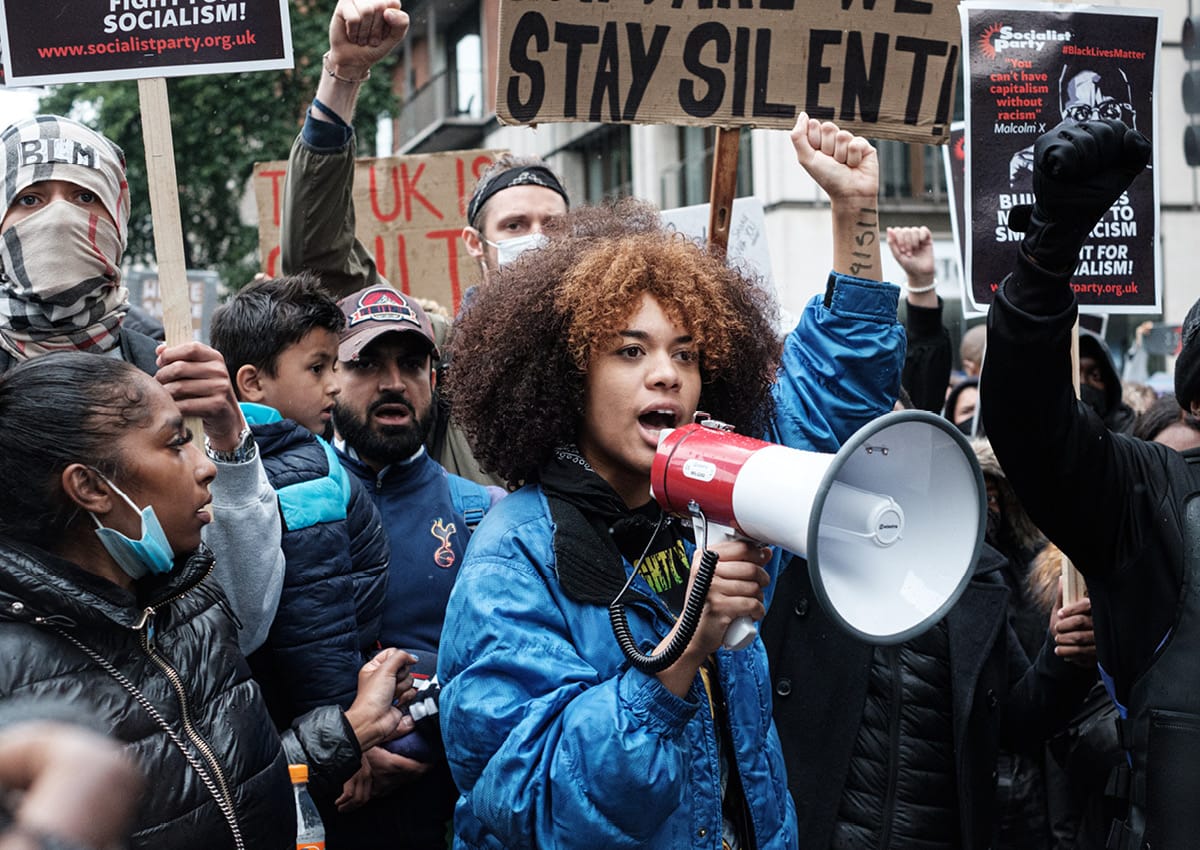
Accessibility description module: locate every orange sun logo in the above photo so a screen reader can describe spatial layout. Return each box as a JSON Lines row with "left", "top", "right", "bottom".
{"left": 979, "top": 22, "right": 1003, "bottom": 60}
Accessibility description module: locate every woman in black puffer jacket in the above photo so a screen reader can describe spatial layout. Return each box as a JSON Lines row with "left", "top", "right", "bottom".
{"left": 0, "top": 353, "right": 416, "bottom": 850}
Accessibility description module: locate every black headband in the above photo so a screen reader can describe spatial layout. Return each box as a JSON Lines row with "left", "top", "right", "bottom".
{"left": 467, "top": 165, "right": 569, "bottom": 230}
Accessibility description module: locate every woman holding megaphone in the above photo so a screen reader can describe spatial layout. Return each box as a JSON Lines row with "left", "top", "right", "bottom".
{"left": 435, "top": 115, "right": 904, "bottom": 850}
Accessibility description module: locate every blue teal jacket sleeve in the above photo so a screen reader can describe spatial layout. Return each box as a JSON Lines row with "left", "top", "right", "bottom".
{"left": 768, "top": 272, "right": 905, "bottom": 452}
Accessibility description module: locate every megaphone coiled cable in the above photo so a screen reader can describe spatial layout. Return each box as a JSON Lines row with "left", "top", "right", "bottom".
{"left": 609, "top": 510, "right": 720, "bottom": 675}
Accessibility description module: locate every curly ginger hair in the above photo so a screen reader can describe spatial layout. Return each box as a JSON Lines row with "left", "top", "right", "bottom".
{"left": 445, "top": 198, "right": 781, "bottom": 489}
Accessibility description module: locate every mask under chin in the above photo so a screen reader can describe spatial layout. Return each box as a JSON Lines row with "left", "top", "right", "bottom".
{"left": 87, "top": 470, "right": 177, "bottom": 580}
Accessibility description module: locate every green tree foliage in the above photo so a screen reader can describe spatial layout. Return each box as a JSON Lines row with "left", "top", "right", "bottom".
{"left": 38, "top": 2, "right": 397, "bottom": 290}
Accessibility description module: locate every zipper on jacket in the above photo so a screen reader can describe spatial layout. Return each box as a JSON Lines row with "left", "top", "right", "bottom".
{"left": 133, "top": 607, "right": 156, "bottom": 647}
{"left": 139, "top": 607, "right": 246, "bottom": 850}
{"left": 878, "top": 646, "right": 902, "bottom": 850}
{"left": 135, "top": 569, "right": 200, "bottom": 648}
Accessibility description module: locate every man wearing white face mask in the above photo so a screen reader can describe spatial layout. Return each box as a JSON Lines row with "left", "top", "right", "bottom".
{"left": 280, "top": 0, "right": 569, "bottom": 490}
{"left": 0, "top": 115, "right": 286, "bottom": 656}
{"left": 491, "top": 231, "right": 547, "bottom": 266}
{"left": 459, "top": 155, "right": 568, "bottom": 293}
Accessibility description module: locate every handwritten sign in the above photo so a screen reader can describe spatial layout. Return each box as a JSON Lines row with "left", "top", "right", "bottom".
{"left": 498, "top": 0, "right": 962, "bottom": 144}
{"left": 254, "top": 149, "right": 503, "bottom": 313}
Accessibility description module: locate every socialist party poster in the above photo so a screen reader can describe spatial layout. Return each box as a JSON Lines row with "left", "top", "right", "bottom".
{"left": 960, "top": 2, "right": 1161, "bottom": 313}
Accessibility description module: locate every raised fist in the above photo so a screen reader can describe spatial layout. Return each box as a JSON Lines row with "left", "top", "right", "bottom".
{"left": 1009, "top": 119, "right": 1151, "bottom": 274}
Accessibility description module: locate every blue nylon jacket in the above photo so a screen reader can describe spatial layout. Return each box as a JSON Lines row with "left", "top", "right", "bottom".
{"left": 438, "top": 274, "right": 904, "bottom": 849}
{"left": 242, "top": 403, "right": 390, "bottom": 725}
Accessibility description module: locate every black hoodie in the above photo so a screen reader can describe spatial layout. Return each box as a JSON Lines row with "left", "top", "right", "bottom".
{"left": 1077, "top": 330, "right": 1135, "bottom": 434}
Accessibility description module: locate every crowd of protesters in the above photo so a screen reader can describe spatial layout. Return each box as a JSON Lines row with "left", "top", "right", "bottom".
{"left": 0, "top": 1, "right": 1194, "bottom": 850}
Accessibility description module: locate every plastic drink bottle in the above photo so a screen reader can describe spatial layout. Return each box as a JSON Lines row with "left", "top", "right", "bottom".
{"left": 290, "top": 763, "right": 325, "bottom": 850}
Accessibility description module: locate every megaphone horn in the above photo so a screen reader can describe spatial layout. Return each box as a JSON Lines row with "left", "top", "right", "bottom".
{"left": 649, "top": 410, "right": 985, "bottom": 647}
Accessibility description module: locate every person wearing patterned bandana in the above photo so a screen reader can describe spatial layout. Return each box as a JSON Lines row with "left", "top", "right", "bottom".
{"left": 458, "top": 155, "right": 570, "bottom": 296}
{"left": 0, "top": 115, "right": 286, "bottom": 658}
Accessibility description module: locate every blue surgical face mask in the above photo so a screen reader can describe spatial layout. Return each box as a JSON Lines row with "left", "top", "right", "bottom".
{"left": 486, "top": 232, "right": 548, "bottom": 267}
{"left": 88, "top": 473, "right": 176, "bottom": 580}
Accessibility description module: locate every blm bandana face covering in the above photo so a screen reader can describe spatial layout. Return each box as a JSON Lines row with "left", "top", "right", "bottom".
{"left": 0, "top": 115, "right": 131, "bottom": 360}
{"left": 0, "top": 202, "right": 127, "bottom": 359}
{"left": 1, "top": 116, "right": 129, "bottom": 237}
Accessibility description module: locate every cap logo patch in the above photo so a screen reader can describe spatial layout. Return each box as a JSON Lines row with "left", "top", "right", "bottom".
{"left": 347, "top": 288, "right": 420, "bottom": 329}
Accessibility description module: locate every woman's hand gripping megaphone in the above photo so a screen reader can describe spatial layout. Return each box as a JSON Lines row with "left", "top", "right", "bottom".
{"left": 609, "top": 506, "right": 772, "bottom": 678}
{"left": 680, "top": 508, "right": 772, "bottom": 653}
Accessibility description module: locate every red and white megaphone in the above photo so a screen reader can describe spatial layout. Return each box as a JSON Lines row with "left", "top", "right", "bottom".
{"left": 650, "top": 410, "right": 985, "bottom": 649}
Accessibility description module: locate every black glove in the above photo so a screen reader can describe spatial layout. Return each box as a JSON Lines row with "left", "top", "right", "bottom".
{"left": 1008, "top": 119, "right": 1151, "bottom": 274}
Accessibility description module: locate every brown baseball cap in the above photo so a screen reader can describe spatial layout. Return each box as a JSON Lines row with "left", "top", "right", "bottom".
{"left": 337, "top": 285, "right": 439, "bottom": 362}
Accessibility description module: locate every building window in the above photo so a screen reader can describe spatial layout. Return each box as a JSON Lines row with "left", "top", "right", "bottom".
{"left": 447, "top": 17, "right": 482, "bottom": 117}
{"left": 660, "top": 126, "right": 753, "bottom": 210}
{"left": 875, "top": 140, "right": 948, "bottom": 202}
{"left": 391, "top": 0, "right": 492, "bottom": 153}
{"left": 571, "top": 126, "right": 633, "bottom": 203}
{"left": 875, "top": 74, "right": 963, "bottom": 203}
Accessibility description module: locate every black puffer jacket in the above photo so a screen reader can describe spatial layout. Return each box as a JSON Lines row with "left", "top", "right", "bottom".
{"left": 0, "top": 537, "right": 293, "bottom": 850}
{"left": 834, "top": 620, "right": 959, "bottom": 848}
{"left": 762, "top": 545, "right": 1094, "bottom": 850}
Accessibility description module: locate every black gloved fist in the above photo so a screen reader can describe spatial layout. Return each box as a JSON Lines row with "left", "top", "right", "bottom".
{"left": 1008, "top": 119, "right": 1151, "bottom": 274}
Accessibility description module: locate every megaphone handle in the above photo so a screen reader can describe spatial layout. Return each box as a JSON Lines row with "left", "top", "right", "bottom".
{"left": 692, "top": 514, "right": 760, "bottom": 652}
{"left": 723, "top": 617, "right": 758, "bottom": 651}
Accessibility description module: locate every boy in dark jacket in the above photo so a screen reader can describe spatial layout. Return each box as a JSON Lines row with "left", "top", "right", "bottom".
{"left": 210, "top": 273, "right": 390, "bottom": 812}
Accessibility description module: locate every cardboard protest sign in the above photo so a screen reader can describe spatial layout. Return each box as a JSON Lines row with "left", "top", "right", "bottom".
{"left": 660, "top": 197, "right": 775, "bottom": 292}
{"left": 960, "top": 2, "right": 1162, "bottom": 313}
{"left": 254, "top": 150, "right": 503, "bottom": 313}
{"left": 0, "top": 0, "right": 292, "bottom": 85}
{"left": 498, "top": 0, "right": 962, "bottom": 144}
